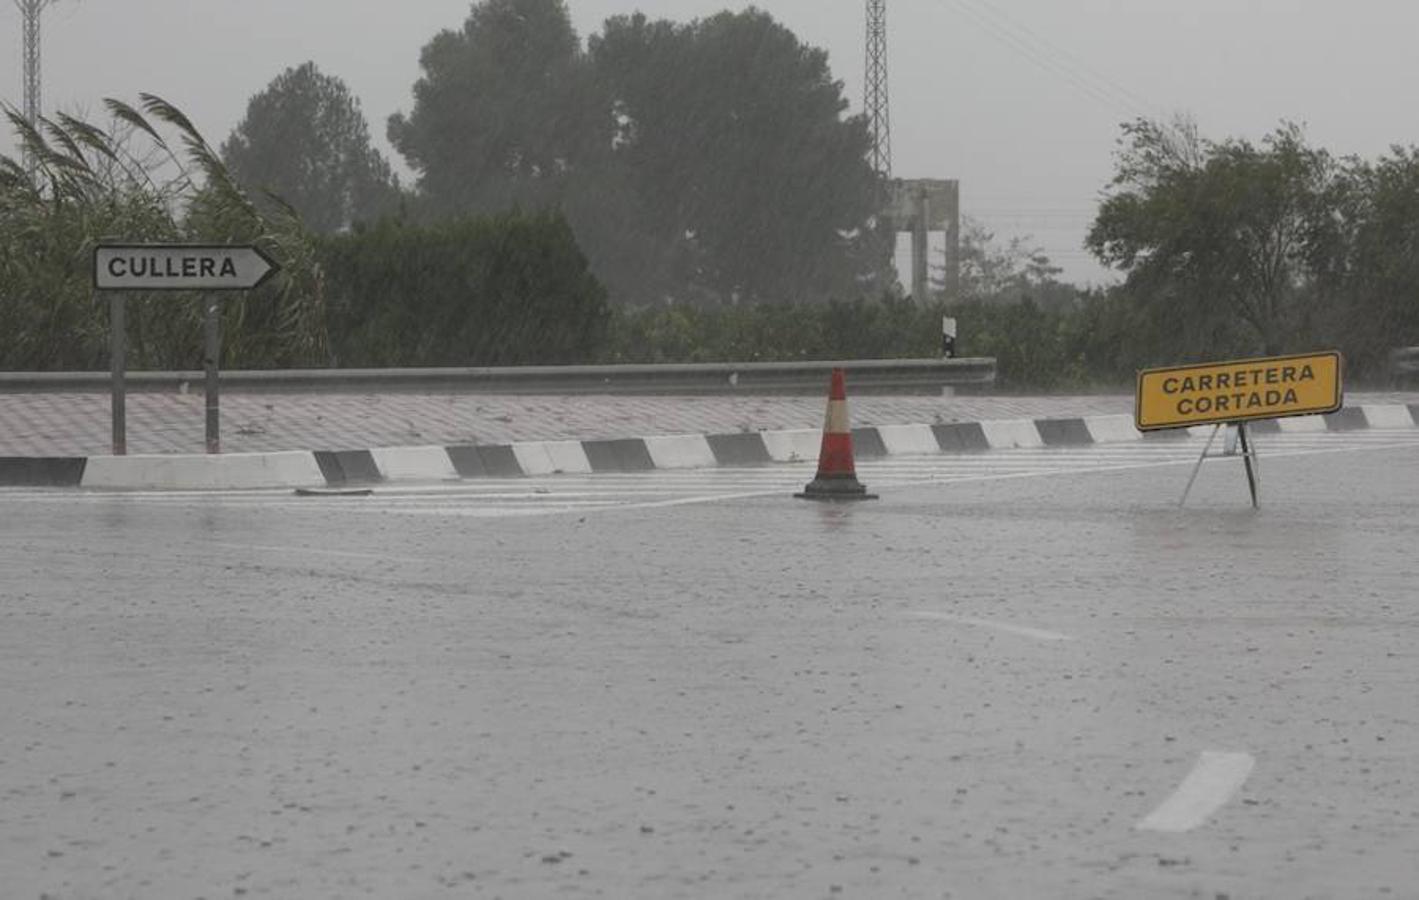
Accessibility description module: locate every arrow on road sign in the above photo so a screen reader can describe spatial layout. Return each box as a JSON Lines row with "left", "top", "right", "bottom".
{"left": 94, "top": 244, "right": 281, "bottom": 292}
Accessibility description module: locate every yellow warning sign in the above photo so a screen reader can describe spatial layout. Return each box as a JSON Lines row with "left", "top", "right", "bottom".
{"left": 1136, "top": 352, "right": 1342, "bottom": 431}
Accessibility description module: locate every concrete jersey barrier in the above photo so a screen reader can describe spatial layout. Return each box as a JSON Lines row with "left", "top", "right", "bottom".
{"left": 3, "top": 404, "right": 1415, "bottom": 491}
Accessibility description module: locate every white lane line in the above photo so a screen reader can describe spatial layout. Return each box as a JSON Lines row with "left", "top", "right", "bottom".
{"left": 384, "top": 489, "right": 785, "bottom": 517}
{"left": 905, "top": 611, "right": 1075, "bottom": 642}
{"left": 1137, "top": 751, "right": 1256, "bottom": 833}
{"left": 203, "top": 541, "right": 437, "bottom": 564}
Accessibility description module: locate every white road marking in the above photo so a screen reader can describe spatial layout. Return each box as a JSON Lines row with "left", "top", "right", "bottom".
{"left": 384, "top": 488, "right": 785, "bottom": 517}
{"left": 204, "top": 541, "right": 436, "bottom": 565}
{"left": 905, "top": 611, "right": 1075, "bottom": 642}
{"left": 1137, "top": 751, "right": 1256, "bottom": 833}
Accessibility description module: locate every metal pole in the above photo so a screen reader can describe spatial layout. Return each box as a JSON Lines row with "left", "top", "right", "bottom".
{"left": 1179, "top": 424, "right": 1221, "bottom": 508}
{"left": 18, "top": 0, "right": 56, "bottom": 174}
{"left": 865, "top": 0, "right": 891, "bottom": 177}
{"left": 109, "top": 292, "right": 126, "bottom": 456}
{"left": 204, "top": 294, "right": 220, "bottom": 454}
{"left": 1238, "top": 422, "right": 1259, "bottom": 509}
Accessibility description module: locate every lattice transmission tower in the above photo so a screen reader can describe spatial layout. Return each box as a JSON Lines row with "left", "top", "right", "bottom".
{"left": 16, "top": 0, "right": 57, "bottom": 126}
{"left": 864, "top": 0, "right": 891, "bottom": 178}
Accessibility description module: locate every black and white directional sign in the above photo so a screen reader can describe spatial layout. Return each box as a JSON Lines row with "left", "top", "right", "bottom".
{"left": 94, "top": 244, "right": 280, "bottom": 292}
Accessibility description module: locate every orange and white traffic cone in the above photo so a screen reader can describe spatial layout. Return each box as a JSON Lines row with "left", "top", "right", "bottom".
{"left": 795, "top": 368, "right": 878, "bottom": 501}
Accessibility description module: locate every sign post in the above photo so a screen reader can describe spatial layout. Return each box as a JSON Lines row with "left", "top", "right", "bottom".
{"left": 93, "top": 243, "right": 279, "bottom": 455}
{"left": 1136, "top": 351, "right": 1342, "bottom": 508}
{"left": 204, "top": 294, "right": 221, "bottom": 453}
{"left": 1178, "top": 423, "right": 1262, "bottom": 508}
{"left": 109, "top": 292, "right": 126, "bottom": 456}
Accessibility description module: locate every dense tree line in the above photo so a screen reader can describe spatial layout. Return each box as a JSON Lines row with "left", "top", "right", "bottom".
{"left": 5, "top": 0, "right": 1419, "bottom": 384}
{"left": 1088, "top": 118, "right": 1419, "bottom": 381}
{"left": 1, "top": 0, "right": 896, "bottom": 371}
{"left": 207, "top": 0, "right": 1418, "bottom": 382}
{"left": 228, "top": 0, "right": 891, "bottom": 308}
{"left": 0, "top": 96, "right": 604, "bottom": 372}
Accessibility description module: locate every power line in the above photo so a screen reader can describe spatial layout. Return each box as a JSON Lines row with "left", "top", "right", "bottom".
{"left": 947, "top": 0, "right": 1132, "bottom": 115}
{"left": 958, "top": 0, "right": 1158, "bottom": 115}
{"left": 944, "top": 0, "right": 1152, "bottom": 120}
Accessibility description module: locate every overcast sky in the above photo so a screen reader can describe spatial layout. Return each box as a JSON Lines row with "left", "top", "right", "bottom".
{"left": 6, "top": 0, "right": 1419, "bottom": 283}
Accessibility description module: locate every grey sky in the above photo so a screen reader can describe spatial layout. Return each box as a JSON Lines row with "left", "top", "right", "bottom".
{"left": 6, "top": 0, "right": 1419, "bottom": 283}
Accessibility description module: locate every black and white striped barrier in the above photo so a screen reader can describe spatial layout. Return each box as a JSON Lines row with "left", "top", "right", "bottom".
{"left": 3, "top": 405, "right": 1416, "bottom": 490}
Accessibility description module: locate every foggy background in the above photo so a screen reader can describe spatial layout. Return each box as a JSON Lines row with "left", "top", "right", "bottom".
{"left": 5, "top": 0, "right": 1419, "bottom": 283}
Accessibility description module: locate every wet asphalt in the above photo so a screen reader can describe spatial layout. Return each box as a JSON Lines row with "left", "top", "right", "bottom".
{"left": 2, "top": 438, "right": 1417, "bottom": 898}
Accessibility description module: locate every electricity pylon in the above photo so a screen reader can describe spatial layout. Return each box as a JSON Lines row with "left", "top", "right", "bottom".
{"left": 865, "top": 0, "right": 891, "bottom": 178}
{"left": 15, "top": 0, "right": 58, "bottom": 172}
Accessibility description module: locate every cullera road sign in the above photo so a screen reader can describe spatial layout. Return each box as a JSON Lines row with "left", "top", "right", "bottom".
{"left": 1136, "top": 351, "right": 1343, "bottom": 431}
{"left": 94, "top": 243, "right": 280, "bottom": 292}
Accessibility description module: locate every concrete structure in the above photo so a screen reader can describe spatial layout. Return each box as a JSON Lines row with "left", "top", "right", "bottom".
{"left": 886, "top": 178, "right": 962, "bottom": 302}
{"left": 5, "top": 404, "right": 1417, "bottom": 491}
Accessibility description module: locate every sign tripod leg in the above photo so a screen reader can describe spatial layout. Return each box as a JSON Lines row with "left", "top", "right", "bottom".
{"left": 1237, "top": 421, "right": 1260, "bottom": 509}
{"left": 1179, "top": 424, "right": 1222, "bottom": 508}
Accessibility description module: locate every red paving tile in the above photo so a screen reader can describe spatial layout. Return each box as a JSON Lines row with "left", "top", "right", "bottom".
{"left": 1, "top": 390, "right": 1414, "bottom": 457}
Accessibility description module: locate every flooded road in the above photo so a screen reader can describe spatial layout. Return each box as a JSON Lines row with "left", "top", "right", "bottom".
{"left": 3, "top": 431, "right": 1417, "bottom": 898}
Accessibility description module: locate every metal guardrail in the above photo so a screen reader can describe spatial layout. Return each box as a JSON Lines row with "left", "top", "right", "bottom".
{"left": 0, "top": 358, "right": 995, "bottom": 396}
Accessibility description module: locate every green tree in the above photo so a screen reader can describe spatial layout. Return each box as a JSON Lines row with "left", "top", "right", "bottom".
{"left": 1323, "top": 149, "right": 1419, "bottom": 377}
{"left": 387, "top": 0, "right": 600, "bottom": 217}
{"left": 321, "top": 212, "right": 609, "bottom": 367}
{"left": 947, "top": 217, "right": 1070, "bottom": 308}
{"left": 223, "top": 62, "right": 400, "bottom": 234}
{"left": 586, "top": 10, "right": 889, "bottom": 306}
{"left": 388, "top": 2, "right": 890, "bottom": 306}
{"left": 1088, "top": 118, "right": 1342, "bottom": 360}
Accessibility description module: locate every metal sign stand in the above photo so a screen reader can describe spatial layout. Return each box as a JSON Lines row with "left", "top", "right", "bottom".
{"left": 93, "top": 243, "right": 278, "bottom": 457}
{"left": 1179, "top": 421, "right": 1261, "bottom": 509}
{"left": 109, "top": 292, "right": 126, "bottom": 456}
{"left": 204, "top": 294, "right": 221, "bottom": 454}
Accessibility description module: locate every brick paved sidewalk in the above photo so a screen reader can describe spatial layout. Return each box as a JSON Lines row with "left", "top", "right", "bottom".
{"left": 2, "top": 390, "right": 1415, "bottom": 457}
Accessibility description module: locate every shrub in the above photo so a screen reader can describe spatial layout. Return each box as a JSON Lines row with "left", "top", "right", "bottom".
{"left": 321, "top": 212, "right": 610, "bottom": 366}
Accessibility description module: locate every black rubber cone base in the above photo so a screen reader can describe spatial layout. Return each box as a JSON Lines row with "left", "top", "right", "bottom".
{"left": 794, "top": 475, "right": 878, "bottom": 501}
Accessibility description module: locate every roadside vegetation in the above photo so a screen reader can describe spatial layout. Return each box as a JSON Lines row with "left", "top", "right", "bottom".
{"left": 0, "top": 96, "right": 325, "bottom": 370}
{"left": 3, "top": 0, "right": 1418, "bottom": 388}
